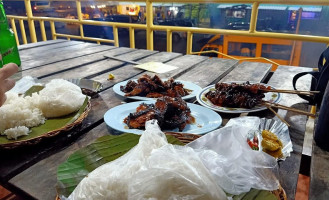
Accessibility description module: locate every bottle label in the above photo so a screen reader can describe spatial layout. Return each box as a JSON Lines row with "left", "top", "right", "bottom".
{"left": 1, "top": 47, "right": 14, "bottom": 58}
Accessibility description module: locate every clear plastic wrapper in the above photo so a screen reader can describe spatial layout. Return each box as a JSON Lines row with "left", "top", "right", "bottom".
{"left": 188, "top": 124, "right": 279, "bottom": 195}
{"left": 65, "top": 120, "right": 227, "bottom": 200}
{"left": 64, "top": 119, "right": 279, "bottom": 199}
{"left": 226, "top": 116, "right": 293, "bottom": 160}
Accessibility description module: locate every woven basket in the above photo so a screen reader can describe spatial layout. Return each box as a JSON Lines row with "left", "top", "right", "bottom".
{"left": 272, "top": 185, "right": 287, "bottom": 200}
{"left": 56, "top": 129, "right": 287, "bottom": 200}
{"left": 0, "top": 101, "right": 92, "bottom": 150}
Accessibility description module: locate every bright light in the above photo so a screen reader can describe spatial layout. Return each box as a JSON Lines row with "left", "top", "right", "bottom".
{"left": 97, "top": 5, "right": 106, "bottom": 8}
{"left": 169, "top": 7, "right": 178, "bottom": 11}
{"left": 90, "top": 5, "right": 95, "bottom": 9}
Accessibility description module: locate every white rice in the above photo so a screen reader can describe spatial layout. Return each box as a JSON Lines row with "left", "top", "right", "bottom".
{"left": 0, "top": 92, "right": 46, "bottom": 134}
{"left": 3, "top": 126, "right": 30, "bottom": 140}
{"left": 0, "top": 79, "right": 86, "bottom": 140}
{"left": 38, "top": 79, "right": 86, "bottom": 118}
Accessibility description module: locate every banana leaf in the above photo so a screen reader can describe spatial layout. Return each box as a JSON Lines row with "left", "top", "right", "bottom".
{"left": 56, "top": 134, "right": 279, "bottom": 200}
{"left": 0, "top": 86, "right": 89, "bottom": 146}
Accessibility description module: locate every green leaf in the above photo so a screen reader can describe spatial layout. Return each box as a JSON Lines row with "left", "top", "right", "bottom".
{"left": 23, "top": 85, "right": 44, "bottom": 97}
{"left": 66, "top": 97, "right": 89, "bottom": 125}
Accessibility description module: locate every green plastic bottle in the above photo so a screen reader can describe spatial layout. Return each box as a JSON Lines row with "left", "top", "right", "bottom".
{"left": 0, "top": 1, "right": 21, "bottom": 69}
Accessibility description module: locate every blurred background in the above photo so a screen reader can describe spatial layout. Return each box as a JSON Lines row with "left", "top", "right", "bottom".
{"left": 4, "top": 1, "right": 329, "bottom": 67}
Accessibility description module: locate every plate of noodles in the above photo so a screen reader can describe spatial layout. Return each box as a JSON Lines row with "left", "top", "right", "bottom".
{"left": 0, "top": 79, "right": 91, "bottom": 149}
{"left": 196, "top": 81, "right": 281, "bottom": 113}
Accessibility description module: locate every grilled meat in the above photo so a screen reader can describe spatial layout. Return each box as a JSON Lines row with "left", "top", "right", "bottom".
{"left": 120, "top": 74, "right": 190, "bottom": 98}
{"left": 124, "top": 103, "right": 164, "bottom": 129}
{"left": 120, "top": 80, "right": 137, "bottom": 93}
{"left": 206, "top": 81, "right": 271, "bottom": 109}
{"left": 146, "top": 92, "right": 164, "bottom": 98}
{"left": 124, "top": 96, "right": 194, "bottom": 131}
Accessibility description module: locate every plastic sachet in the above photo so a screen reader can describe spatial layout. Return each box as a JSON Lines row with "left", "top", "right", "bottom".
{"left": 187, "top": 121, "right": 279, "bottom": 195}
{"left": 65, "top": 120, "right": 227, "bottom": 200}
{"left": 226, "top": 116, "right": 293, "bottom": 161}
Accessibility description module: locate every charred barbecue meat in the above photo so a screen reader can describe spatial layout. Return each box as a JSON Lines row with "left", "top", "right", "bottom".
{"left": 205, "top": 82, "right": 271, "bottom": 109}
{"left": 124, "top": 96, "right": 194, "bottom": 131}
{"left": 124, "top": 103, "right": 164, "bottom": 130}
{"left": 120, "top": 74, "right": 190, "bottom": 98}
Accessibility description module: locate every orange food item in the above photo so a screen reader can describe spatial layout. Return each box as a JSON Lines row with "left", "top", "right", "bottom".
{"left": 261, "top": 130, "right": 283, "bottom": 158}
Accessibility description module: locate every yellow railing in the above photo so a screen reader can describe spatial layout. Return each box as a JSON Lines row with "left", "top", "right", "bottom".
{"left": 5, "top": 0, "right": 329, "bottom": 58}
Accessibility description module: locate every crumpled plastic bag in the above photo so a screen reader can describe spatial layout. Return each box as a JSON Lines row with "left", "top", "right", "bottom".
{"left": 225, "top": 116, "right": 293, "bottom": 161}
{"left": 66, "top": 120, "right": 227, "bottom": 200}
{"left": 65, "top": 119, "right": 279, "bottom": 200}
{"left": 188, "top": 122, "right": 279, "bottom": 195}
{"left": 225, "top": 116, "right": 261, "bottom": 130}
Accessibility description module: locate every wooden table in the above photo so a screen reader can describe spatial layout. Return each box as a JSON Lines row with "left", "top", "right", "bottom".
{"left": 0, "top": 39, "right": 325, "bottom": 200}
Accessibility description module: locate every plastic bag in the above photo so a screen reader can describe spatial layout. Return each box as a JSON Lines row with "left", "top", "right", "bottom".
{"left": 9, "top": 76, "right": 40, "bottom": 94}
{"left": 66, "top": 119, "right": 279, "bottom": 199}
{"left": 187, "top": 123, "right": 279, "bottom": 195}
{"left": 226, "top": 116, "right": 293, "bottom": 161}
{"left": 66, "top": 120, "right": 227, "bottom": 200}
{"left": 225, "top": 116, "right": 261, "bottom": 130}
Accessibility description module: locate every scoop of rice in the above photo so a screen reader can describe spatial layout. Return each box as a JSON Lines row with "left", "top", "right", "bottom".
{"left": 3, "top": 126, "right": 30, "bottom": 140}
{"left": 38, "top": 79, "right": 86, "bottom": 118}
{"left": 0, "top": 92, "right": 46, "bottom": 133}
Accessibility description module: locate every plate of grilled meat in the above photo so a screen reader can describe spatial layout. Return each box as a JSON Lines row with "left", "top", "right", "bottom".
{"left": 113, "top": 74, "right": 202, "bottom": 101}
{"left": 197, "top": 81, "right": 281, "bottom": 113}
{"left": 104, "top": 96, "right": 222, "bottom": 135}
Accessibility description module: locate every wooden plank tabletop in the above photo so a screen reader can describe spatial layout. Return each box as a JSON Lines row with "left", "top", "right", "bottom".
{"left": 18, "top": 39, "right": 67, "bottom": 51}
{"left": 176, "top": 58, "right": 238, "bottom": 88}
{"left": 19, "top": 41, "right": 85, "bottom": 62}
{"left": 21, "top": 44, "right": 116, "bottom": 70}
{"left": 22, "top": 47, "right": 132, "bottom": 79}
{"left": 0, "top": 40, "right": 318, "bottom": 200}
{"left": 39, "top": 47, "right": 148, "bottom": 82}
{"left": 220, "top": 61, "right": 272, "bottom": 83}
{"left": 92, "top": 51, "right": 183, "bottom": 90}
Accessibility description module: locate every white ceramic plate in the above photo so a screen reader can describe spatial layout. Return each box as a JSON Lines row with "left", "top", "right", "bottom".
{"left": 113, "top": 79, "right": 202, "bottom": 101}
{"left": 196, "top": 81, "right": 281, "bottom": 113}
{"left": 104, "top": 101, "right": 222, "bottom": 135}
